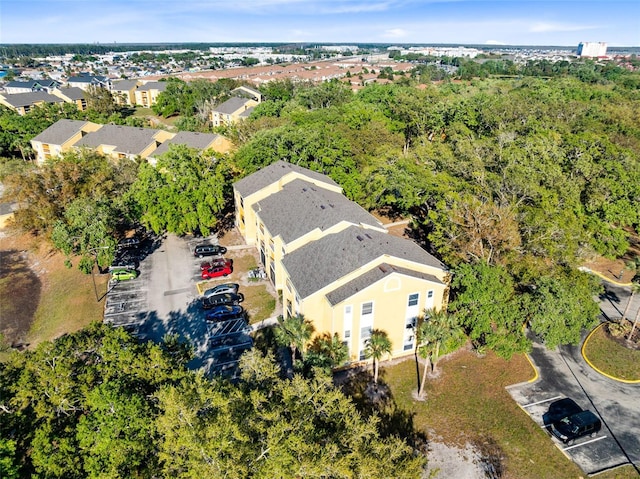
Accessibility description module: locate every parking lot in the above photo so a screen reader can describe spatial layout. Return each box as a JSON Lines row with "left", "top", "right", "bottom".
{"left": 508, "top": 338, "right": 640, "bottom": 475}
{"left": 103, "top": 233, "right": 265, "bottom": 377}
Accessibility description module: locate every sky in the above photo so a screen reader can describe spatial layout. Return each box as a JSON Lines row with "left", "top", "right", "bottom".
{"left": 0, "top": 0, "right": 638, "bottom": 47}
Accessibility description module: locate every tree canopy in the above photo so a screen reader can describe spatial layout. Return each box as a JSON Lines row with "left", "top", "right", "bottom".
{"left": 0, "top": 326, "right": 424, "bottom": 479}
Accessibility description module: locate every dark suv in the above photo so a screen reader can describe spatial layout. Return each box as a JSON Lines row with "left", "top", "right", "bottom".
{"left": 194, "top": 244, "right": 227, "bottom": 258}
{"left": 548, "top": 403, "right": 601, "bottom": 445}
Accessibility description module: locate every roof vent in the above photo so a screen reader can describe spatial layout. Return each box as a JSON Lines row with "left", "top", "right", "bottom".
{"left": 365, "top": 233, "right": 372, "bottom": 239}
{"left": 320, "top": 205, "right": 325, "bottom": 210}
{"left": 356, "top": 235, "right": 364, "bottom": 241}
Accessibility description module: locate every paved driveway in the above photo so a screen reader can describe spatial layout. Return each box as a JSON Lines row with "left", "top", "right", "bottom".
{"left": 104, "top": 233, "right": 255, "bottom": 377}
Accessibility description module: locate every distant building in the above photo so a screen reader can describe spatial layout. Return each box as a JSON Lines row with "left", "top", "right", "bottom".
{"left": 210, "top": 96, "right": 260, "bottom": 127}
{"left": 577, "top": 42, "right": 607, "bottom": 58}
{"left": 66, "top": 73, "right": 112, "bottom": 91}
{"left": 134, "top": 81, "right": 167, "bottom": 107}
{"left": 30, "top": 119, "right": 233, "bottom": 164}
{"left": 0, "top": 91, "right": 64, "bottom": 115}
{"left": 4, "top": 79, "right": 61, "bottom": 94}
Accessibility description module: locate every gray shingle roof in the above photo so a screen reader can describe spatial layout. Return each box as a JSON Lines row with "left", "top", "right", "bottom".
{"left": 239, "top": 106, "right": 255, "bottom": 118}
{"left": 1, "top": 91, "right": 63, "bottom": 107}
{"left": 111, "top": 80, "right": 140, "bottom": 91}
{"left": 6, "top": 80, "right": 59, "bottom": 90}
{"left": 282, "top": 225, "right": 447, "bottom": 299}
{"left": 137, "top": 81, "right": 167, "bottom": 92}
{"left": 74, "top": 124, "right": 160, "bottom": 155}
{"left": 68, "top": 74, "right": 108, "bottom": 84}
{"left": 325, "top": 263, "right": 443, "bottom": 306}
{"left": 254, "top": 178, "right": 382, "bottom": 243}
{"left": 234, "top": 160, "right": 340, "bottom": 198}
{"left": 213, "top": 96, "right": 253, "bottom": 115}
{"left": 32, "top": 119, "right": 91, "bottom": 144}
{"left": 151, "top": 131, "right": 220, "bottom": 157}
{"left": 55, "top": 87, "right": 85, "bottom": 100}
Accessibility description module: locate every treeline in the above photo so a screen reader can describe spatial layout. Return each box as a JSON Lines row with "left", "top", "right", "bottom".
{"left": 0, "top": 323, "right": 423, "bottom": 478}
{"left": 2, "top": 64, "right": 639, "bottom": 356}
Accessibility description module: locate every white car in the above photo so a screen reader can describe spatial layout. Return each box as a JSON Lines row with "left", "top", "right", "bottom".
{"left": 203, "top": 283, "right": 239, "bottom": 298}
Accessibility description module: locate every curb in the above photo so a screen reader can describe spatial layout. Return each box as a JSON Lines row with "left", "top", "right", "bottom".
{"left": 581, "top": 323, "right": 640, "bottom": 384}
{"left": 577, "top": 267, "right": 633, "bottom": 287}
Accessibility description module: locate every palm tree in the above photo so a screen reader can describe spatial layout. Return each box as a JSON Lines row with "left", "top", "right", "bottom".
{"left": 315, "top": 333, "right": 348, "bottom": 369}
{"left": 274, "top": 314, "right": 314, "bottom": 364}
{"left": 416, "top": 308, "right": 461, "bottom": 398}
{"left": 364, "top": 329, "right": 392, "bottom": 385}
{"left": 621, "top": 281, "right": 640, "bottom": 324}
{"left": 627, "top": 282, "right": 640, "bottom": 341}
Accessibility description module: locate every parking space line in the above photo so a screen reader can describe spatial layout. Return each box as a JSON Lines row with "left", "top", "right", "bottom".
{"left": 562, "top": 435, "right": 608, "bottom": 451}
{"left": 522, "top": 395, "right": 563, "bottom": 408}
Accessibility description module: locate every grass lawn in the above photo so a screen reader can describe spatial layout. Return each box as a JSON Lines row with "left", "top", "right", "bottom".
{"left": 26, "top": 260, "right": 108, "bottom": 347}
{"left": 583, "top": 324, "right": 640, "bottom": 381}
{"left": 0, "top": 231, "right": 107, "bottom": 356}
{"left": 379, "top": 351, "right": 588, "bottom": 479}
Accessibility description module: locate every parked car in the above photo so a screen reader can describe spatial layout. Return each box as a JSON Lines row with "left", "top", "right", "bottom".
{"left": 549, "top": 407, "right": 602, "bottom": 445}
{"left": 202, "top": 292, "right": 244, "bottom": 309}
{"left": 200, "top": 258, "right": 229, "bottom": 271}
{"left": 205, "top": 305, "right": 245, "bottom": 322}
{"left": 118, "top": 237, "right": 141, "bottom": 249}
{"left": 110, "top": 252, "right": 139, "bottom": 271}
{"left": 203, "top": 283, "right": 240, "bottom": 298}
{"left": 111, "top": 269, "right": 138, "bottom": 281}
{"left": 201, "top": 261, "right": 232, "bottom": 279}
{"left": 543, "top": 398, "right": 583, "bottom": 427}
{"left": 194, "top": 244, "right": 227, "bottom": 258}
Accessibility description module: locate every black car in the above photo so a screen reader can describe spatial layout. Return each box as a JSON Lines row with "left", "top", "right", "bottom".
{"left": 194, "top": 244, "right": 227, "bottom": 258}
{"left": 110, "top": 252, "right": 139, "bottom": 271}
{"left": 201, "top": 292, "right": 244, "bottom": 309}
{"left": 205, "top": 305, "right": 245, "bottom": 322}
{"left": 542, "top": 398, "right": 583, "bottom": 427}
{"left": 118, "top": 237, "right": 141, "bottom": 249}
{"left": 546, "top": 399, "right": 602, "bottom": 445}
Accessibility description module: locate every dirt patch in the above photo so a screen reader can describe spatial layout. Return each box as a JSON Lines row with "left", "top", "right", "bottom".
{"left": 0, "top": 229, "right": 50, "bottom": 346}
{"left": 583, "top": 227, "right": 640, "bottom": 283}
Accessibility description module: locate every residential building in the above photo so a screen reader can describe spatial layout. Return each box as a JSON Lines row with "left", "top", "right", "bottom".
{"left": 231, "top": 85, "right": 264, "bottom": 102}
{"left": 73, "top": 124, "right": 172, "bottom": 161}
{"left": 4, "top": 79, "right": 61, "bottom": 94}
{"left": 51, "top": 87, "right": 88, "bottom": 111}
{"left": 147, "top": 130, "right": 233, "bottom": 166}
{"left": 111, "top": 79, "right": 140, "bottom": 106}
{"left": 233, "top": 161, "right": 450, "bottom": 362}
{"left": 0, "top": 91, "right": 64, "bottom": 115}
{"left": 210, "top": 96, "right": 259, "bottom": 127}
{"left": 134, "top": 81, "right": 167, "bottom": 107}
{"left": 66, "top": 73, "right": 112, "bottom": 91}
{"left": 31, "top": 119, "right": 102, "bottom": 164}
{"left": 30, "top": 119, "right": 233, "bottom": 164}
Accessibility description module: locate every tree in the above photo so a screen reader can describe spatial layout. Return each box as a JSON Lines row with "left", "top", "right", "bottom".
{"left": 416, "top": 308, "right": 462, "bottom": 398}
{"left": 364, "top": 329, "right": 392, "bottom": 385}
{"left": 273, "top": 314, "right": 314, "bottom": 365}
{"left": 84, "top": 85, "right": 118, "bottom": 118}
{"left": 305, "top": 332, "right": 349, "bottom": 372}
{"left": 130, "top": 145, "right": 230, "bottom": 236}
{"left": 524, "top": 269, "right": 602, "bottom": 349}
{"left": 449, "top": 262, "right": 530, "bottom": 358}
{"left": 621, "top": 281, "right": 640, "bottom": 324}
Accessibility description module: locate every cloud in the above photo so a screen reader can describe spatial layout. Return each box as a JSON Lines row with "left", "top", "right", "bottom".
{"left": 529, "top": 22, "right": 599, "bottom": 33}
{"left": 382, "top": 28, "right": 408, "bottom": 39}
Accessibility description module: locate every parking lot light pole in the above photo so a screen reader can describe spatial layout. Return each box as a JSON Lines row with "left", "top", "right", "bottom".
{"left": 88, "top": 245, "right": 110, "bottom": 302}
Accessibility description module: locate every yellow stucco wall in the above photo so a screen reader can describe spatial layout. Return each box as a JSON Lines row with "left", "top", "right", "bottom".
{"left": 283, "top": 267, "right": 447, "bottom": 361}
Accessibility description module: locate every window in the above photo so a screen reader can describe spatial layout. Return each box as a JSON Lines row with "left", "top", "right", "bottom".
{"left": 428, "top": 291, "right": 434, "bottom": 298}
{"left": 286, "top": 300, "right": 292, "bottom": 318}
{"left": 344, "top": 330, "right": 351, "bottom": 338}
{"left": 362, "top": 302, "right": 373, "bottom": 315}
{"left": 408, "top": 293, "right": 419, "bottom": 307}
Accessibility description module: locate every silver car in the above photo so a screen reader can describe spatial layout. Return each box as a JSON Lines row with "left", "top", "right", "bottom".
{"left": 203, "top": 282, "right": 239, "bottom": 298}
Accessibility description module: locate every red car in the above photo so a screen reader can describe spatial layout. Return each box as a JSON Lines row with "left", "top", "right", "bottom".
{"left": 201, "top": 261, "right": 232, "bottom": 279}
{"left": 200, "top": 258, "right": 229, "bottom": 271}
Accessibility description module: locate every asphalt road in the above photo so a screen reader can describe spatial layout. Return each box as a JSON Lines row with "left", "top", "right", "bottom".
{"left": 508, "top": 279, "right": 640, "bottom": 476}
